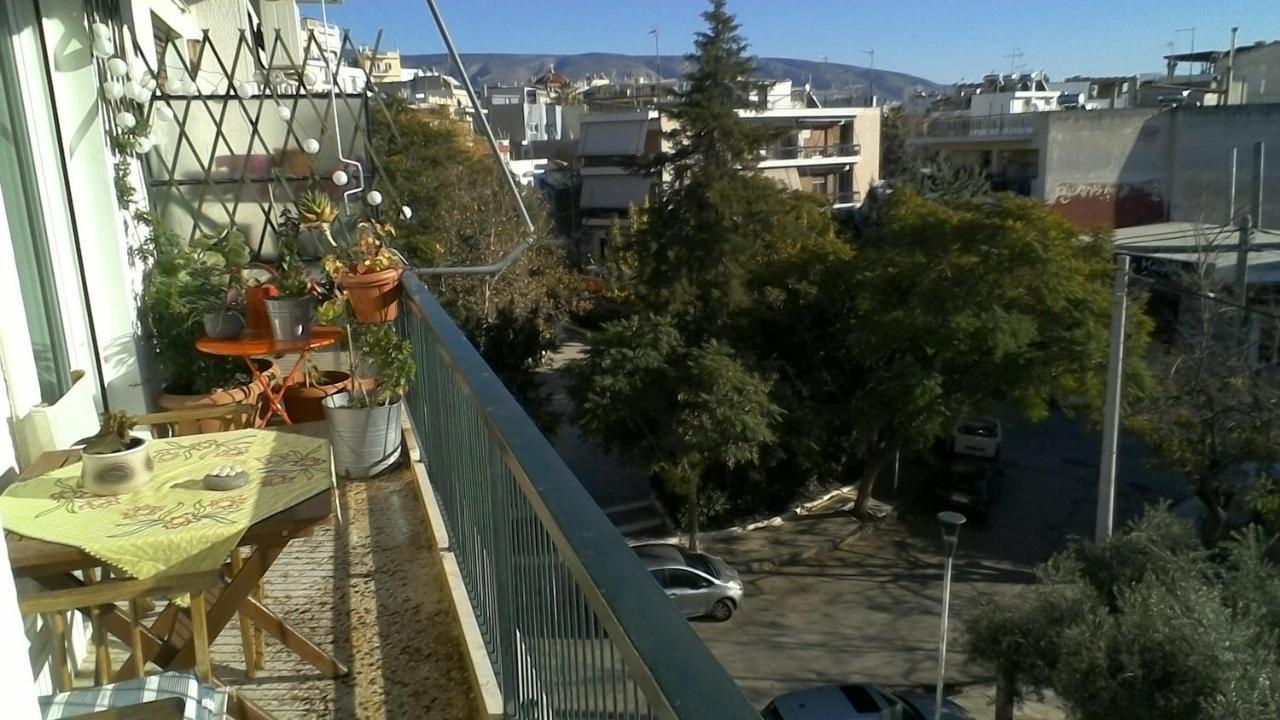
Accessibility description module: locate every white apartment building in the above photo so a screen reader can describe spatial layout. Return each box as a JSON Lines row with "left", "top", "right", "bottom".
{"left": 577, "top": 82, "right": 881, "bottom": 259}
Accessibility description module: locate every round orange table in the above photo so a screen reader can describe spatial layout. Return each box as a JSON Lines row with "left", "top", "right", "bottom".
{"left": 196, "top": 326, "right": 344, "bottom": 426}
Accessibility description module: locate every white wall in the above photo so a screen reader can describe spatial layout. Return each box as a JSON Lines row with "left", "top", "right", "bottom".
{"left": 0, "top": 512, "right": 41, "bottom": 720}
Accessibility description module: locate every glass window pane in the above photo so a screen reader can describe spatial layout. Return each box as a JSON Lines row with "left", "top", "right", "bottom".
{"left": 0, "top": 7, "right": 72, "bottom": 403}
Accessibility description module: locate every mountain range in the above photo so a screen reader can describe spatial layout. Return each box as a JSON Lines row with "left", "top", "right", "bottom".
{"left": 399, "top": 52, "right": 943, "bottom": 101}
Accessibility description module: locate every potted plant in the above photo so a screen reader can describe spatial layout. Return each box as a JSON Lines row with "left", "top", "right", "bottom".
{"left": 191, "top": 228, "right": 251, "bottom": 339}
{"left": 294, "top": 189, "right": 338, "bottom": 258}
{"left": 81, "top": 412, "right": 151, "bottom": 496}
{"left": 317, "top": 300, "right": 414, "bottom": 478}
{"left": 282, "top": 362, "right": 374, "bottom": 424}
{"left": 263, "top": 237, "right": 320, "bottom": 342}
{"left": 323, "top": 217, "right": 405, "bottom": 323}
{"left": 137, "top": 216, "right": 270, "bottom": 424}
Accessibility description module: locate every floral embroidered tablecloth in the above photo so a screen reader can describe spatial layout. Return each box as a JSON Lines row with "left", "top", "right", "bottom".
{"left": 0, "top": 429, "right": 332, "bottom": 579}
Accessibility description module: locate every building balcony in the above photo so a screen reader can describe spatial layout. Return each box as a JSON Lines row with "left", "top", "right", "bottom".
{"left": 914, "top": 114, "right": 1038, "bottom": 143}
{"left": 1, "top": 8, "right": 755, "bottom": 718}
{"left": 756, "top": 142, "right": 861, "bottom": 169}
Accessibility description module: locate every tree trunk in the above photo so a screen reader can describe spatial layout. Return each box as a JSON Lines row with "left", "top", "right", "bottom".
{"left": 994, "top": 666, "right": 1016, "bottom": 720}
{"left": 852, "top": 446, "right": 896, "bottom": 518}
{"left": 687, "top": 479, "right": 701, "bottom": 552}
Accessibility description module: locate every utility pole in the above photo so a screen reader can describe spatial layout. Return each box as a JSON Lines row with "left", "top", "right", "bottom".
{"left": 1238, "top": 140, "right": 1265, "bottom": 364}
{"left": 1226, "top": 27, "right": 1239, "bottom": 104}
{"left": 861, "top": 49, "right": 875, "bottom": 107}
{"left": 1096, "top": 253, "right": 1130, "bottom": 543}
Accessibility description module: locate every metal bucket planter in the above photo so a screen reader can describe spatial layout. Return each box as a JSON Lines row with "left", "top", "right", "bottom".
{"left": 322, "top": 392, "right": 403, "bottom": 478}
{"left": 202, "top": 311, "right": 244, "bottom": 339}
{"left": 81, "top": 437, "right": 152, "bottom": 496}
{"left": 263, "top": 297, "right": 313, "bottom": 342}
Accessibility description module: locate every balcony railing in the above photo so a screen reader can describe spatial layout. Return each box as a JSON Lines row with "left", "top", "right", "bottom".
{"left": 921, "top": 114, "right": 1036, "bottom": 139}
{"left": 397, "top": 273, "right": 758, "bottom": 719}
{"left": 759, "top": 142, "right": 861, "bottom": 161}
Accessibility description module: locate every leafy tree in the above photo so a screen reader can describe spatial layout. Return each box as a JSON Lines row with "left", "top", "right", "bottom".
{"left": 966, "top": 508, "right": 1280, "bottom": 720}
{"left": 373, "top": 101, "right": 585, "bottom": 423}
{"left": 570, "top": 315, "right": 780, "bottom": 549}
{"left": 842, "top": 189, "right": 1149, "bottom": 515}
{"left": 1130, "top": 238, "right": 1280, "bottom": 544}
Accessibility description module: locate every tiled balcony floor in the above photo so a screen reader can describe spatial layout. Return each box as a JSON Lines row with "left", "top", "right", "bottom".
{"left": 212, "top": 463, "right": 479, "bottom": 718}
{"left": 77, "top": 462, "right": 480, "bottom": 719}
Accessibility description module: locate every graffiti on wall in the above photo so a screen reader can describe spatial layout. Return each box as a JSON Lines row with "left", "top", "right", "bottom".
{"left": 1049, "top": 181, "right": 1165, "bottom": 229}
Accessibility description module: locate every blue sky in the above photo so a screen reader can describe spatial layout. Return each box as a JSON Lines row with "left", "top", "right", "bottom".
{"left": 312, "top": 1, "right": 1280, "bottom": 83}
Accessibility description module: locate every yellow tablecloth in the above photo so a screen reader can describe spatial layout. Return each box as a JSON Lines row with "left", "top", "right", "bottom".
{"left": 0, "top": 429, "right": 332, "bottom": 579}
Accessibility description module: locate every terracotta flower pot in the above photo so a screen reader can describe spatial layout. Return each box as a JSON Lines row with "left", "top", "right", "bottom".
{"left": 282, "top": 370, "right": 371, "bottom": 424}
{"left": 245, "top": 285, "right": 279, "bottom": 336}
{"left": 156, "top": 359, "right": 276, "bottom": 434}
{"left": 337, "top": 268, "right": 403, "bottom": 323}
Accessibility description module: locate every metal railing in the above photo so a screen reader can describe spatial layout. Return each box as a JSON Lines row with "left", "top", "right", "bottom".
{"left": 759, "top": 142, "right": 861, "bottom": 160}
{"left": 398, "top": 273, "right": 758, "bottom": 719}
{"left": 922, "top": 114, "right": 1036, "bottom": 138}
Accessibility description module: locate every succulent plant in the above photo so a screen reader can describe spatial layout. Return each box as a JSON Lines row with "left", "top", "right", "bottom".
{"left": 295, "top": 189, "right": 338, "bottom": 250}
{"left": 84, "top": 411, "right": 139, "bottom": 455}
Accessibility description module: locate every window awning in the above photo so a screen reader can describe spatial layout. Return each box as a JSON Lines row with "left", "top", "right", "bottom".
{"left": 580, "top": 175, "right": 651, "bottom": 209}
{"left": 580, "top": 119, "right": 650, "bottom": 156}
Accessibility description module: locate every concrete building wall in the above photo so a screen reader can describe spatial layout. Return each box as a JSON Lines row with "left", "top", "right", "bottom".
{"left": 1041, "top": 108, "right": 1169, "bottom": 228}
{"left": 1230, "top": 43, "right": 1280, "bottom": 105}
{"left": 1166, "top": 105, "right": 1280, "bottom": 225}
{"left": 853, "top": 109, "right": 882, "bottom": 201}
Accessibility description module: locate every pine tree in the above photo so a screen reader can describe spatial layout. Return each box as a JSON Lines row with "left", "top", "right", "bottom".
{"left": 629, "top": 0, "right": 780, "bottom": 334}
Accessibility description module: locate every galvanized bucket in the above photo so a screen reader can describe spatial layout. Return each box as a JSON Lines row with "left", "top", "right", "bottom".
{"left": 322, "top": 392, "right": 403, "bottom": 478}
{"left": 263, "top": 297, "right": 313, "bottom": 342}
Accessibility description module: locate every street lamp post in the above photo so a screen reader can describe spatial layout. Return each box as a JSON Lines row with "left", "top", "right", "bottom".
{"left": 935, "top": 511, "right": 966, "bottom": 720}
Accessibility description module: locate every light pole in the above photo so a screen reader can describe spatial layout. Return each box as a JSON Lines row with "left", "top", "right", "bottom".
{"left": 935, "top": 511, "right": 966, "bottom": 720}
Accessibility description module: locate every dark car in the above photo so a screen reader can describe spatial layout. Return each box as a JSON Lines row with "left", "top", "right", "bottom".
{"left": 932, "top": 458, "right": 1003, "bottom": 523}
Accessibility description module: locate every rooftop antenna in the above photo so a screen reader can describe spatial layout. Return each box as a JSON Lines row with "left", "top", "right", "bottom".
{"left": 861, "top": 49, "right": 875, "bottom": 107}
{"left": 1174, "top": 27, "right": 1196, "bottom": 76}
{"left": 648, "top": 26, "right": 660, "bottom": 84}
{"left": 1004, "top": 47, "right": 1024, "bottom": 76}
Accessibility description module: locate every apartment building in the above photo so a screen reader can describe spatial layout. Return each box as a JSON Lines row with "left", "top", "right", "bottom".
{"left": 577, "top": 84, "right": 881, "bottom": 258}
{"left": 911, "top": 104, "right": 1280, "bottom": 229}
{"left": 484, "top": 84, "right": 581, "bottom": 160}
{"left": 1163, "top": 39, "right": 1280, "bottom": 106}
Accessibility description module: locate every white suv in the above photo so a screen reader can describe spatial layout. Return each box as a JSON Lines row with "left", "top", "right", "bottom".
{"left": 952, "top": 417, "right": 1002, "bottom": 459}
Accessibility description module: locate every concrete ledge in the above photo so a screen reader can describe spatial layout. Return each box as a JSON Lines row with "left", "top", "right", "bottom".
{"left": 402, "top": 418, "right": 503, "bottom": 720}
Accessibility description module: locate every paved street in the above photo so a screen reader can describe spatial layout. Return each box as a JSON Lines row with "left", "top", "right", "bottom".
{"left": 691, "top": 410, "right": 1184, "bottom": 716}
{"left": 540, "top": 334, "right": 1187, "bottom": 716}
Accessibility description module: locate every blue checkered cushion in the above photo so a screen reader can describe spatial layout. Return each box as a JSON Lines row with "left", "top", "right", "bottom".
{"left": 38, "top": 671, "right": 226, "bottom": 719}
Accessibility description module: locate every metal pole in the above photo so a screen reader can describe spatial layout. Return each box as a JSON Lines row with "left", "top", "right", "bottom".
{"left": 1226, "top": 27, "right": 1239, "bottom": 104}
{"left": 1252, "top": 140, "right": 1265, "bottom": 229}
{"left": 935, "top": 552, "right": 953, "bottom": 720}
{"left": 1096, "top": 253, "right": 1130, "bottom": 543}
{"left": 1229, "top": 146, "right": 1238, "bottom": 223}
{"left": 421, "top": 0, "right": 535, "bottom": 233}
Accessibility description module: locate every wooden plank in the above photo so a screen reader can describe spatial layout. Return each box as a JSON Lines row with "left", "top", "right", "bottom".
{"left": 240, "top": 593, "right": 348, "bottom": 677}
{"left": 17, "top": 571, "right": 222, "bottom": 615}
{"left": 49, "top": 612, "right": 73, "bottom": 692}
{"left": 189, "top": 591, "right": 212, "bottom": 683}
{"left": 229, "top": 549, "right": 258, "bottom": 677}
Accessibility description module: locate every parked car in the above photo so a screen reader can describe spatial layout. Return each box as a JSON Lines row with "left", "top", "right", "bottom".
{"left": 932, "top": 458, "right": 1004, "bottom": 523}
{"left": 633, "top": 543, "right": 743, "bottom": 621}
{"left": 762, "top": 684, "right": 973, "bottom": 719}
{"left": 952, "top": 417, "right": 1001, "bottom": 459}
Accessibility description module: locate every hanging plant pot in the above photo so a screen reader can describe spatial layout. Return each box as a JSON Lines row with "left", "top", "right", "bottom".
{"left": 245, "top": 285, "right": 279, "bottom": 335}
{"left": 81, "top": 437, "right": 152, "bottom": 496}
{"left": 263, "top": 297, "right": 314, "bottom": 342}
{"left": 337, "top": 268, "right": 403, "bottom": 323}
{"left": 202, "top": 311, "right": 244, "bottom": 339}
{"left": 322, "top": 392, "right": 403, "bottom": 478}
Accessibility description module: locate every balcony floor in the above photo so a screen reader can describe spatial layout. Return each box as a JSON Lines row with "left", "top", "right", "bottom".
{"left": 210, "top": 462, "right": 479, "bottom": 718}
{"left": 67, "top": 462, "right": 480, "bottom": 718}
